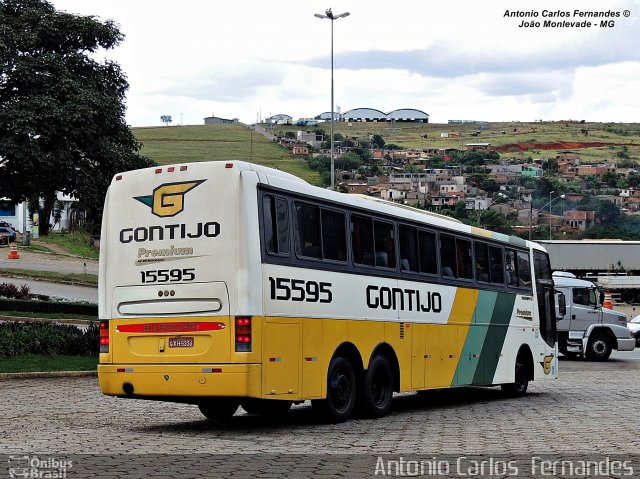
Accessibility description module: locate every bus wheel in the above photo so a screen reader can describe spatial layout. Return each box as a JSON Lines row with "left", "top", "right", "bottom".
{"left": 362, "top": 355, "right": 393, "bottom": 418}
{"left": 501, "top": 354, "right": 529, "bottom": 398}
{"left": 312, "top": 356, "right": 356, "bottom": 422}
{"left": 585, "top": 332, "right": 612, "bottom": 361}
{"left": 241, "top": 398, "right": 292, "bottom": 416}
{"left": 198, "top": 398, "right": 239, "bottom": 421}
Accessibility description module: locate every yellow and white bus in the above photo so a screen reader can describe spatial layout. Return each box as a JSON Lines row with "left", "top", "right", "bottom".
{"left": 98, "top": 161, "right": 557, "bottom": 422}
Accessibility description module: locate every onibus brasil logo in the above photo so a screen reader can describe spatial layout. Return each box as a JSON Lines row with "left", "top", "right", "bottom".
{"left": 134, "top": 180, "right": 205, "bottom": 217}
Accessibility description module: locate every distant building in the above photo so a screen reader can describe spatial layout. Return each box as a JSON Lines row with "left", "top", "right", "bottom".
{"left": 563, "top": 210, "right": 595, "bottom": 231}
{"left": 323, "top": 107, "right": 429, "bottom": 123}
{"left": 345, "top": 183, "right": 368, "bottom": 195}
{"left": 522, "top": 165, "right": 544, "bottom": 177}
{"left": 204, "top": 116, "right": 239, "bottom": 125}
{"left": 342, "top": 108, "right": 387, "bottom": 122}
{"left": 266, "top": 114, "right": 292, "bottom": 125}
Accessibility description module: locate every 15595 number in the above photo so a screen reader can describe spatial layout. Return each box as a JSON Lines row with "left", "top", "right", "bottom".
{"left": 268, "top": 277, "right": 332, "bottom": 303}
{"left": 141, "top": 268, "right": 195, "bottom": 284}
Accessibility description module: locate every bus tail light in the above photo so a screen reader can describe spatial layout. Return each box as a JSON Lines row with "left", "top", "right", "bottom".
{"left": 235, "top": 316, "right": 252, "bottom": 352}
{"left": 99, "top": 320, "right": 109, "bottom": 353}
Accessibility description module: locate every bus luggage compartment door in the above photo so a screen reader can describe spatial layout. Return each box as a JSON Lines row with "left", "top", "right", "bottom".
{"left": 110, "top": 282, "right": 231, "bottom": 364}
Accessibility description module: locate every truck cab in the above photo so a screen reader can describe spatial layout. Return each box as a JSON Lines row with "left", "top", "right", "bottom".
{"left": 553, "top": 272, "right": 635, "bottom": 361}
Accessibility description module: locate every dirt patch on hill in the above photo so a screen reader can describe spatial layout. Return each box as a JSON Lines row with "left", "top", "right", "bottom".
{"left": 494, "top": 142, "right": 609, "bottom": 153}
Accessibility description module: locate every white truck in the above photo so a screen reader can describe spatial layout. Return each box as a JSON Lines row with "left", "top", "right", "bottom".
{"left": 595, "top": 275, "right": 640, "bottom": 304}
{"left": 553, "top": 272, "right": 635, "bottom": 361}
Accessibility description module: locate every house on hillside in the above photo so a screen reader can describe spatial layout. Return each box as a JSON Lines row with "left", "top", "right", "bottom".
{"left": 563, "top": 210, "right": 595, "bottom": 231}
{"left": 204, "top": 116, "right": 239, "bottom": 125}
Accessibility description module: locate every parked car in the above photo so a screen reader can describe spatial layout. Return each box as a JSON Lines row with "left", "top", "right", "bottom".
{"left": 0, "top": 225, "right": 17, "bottom": 245}
{"left": 628, "top": 315, "right": 640, "bottom": 348}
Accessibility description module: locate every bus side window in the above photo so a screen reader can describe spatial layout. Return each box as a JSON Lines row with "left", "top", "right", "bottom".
{"left": 475, "top": 242, "right": 490, "bottom": 283}
{"left": 505, "top": 249, "right": 519, "bottom": 287}
{"left": 374, "top": 220, "right": 396, "bottom": 268}
{"left": 440, "top": 234, "right": 457, "bottom": 278}
{"left": 351, "top": 215, "right": 374, "bottom": 266}
{"left": 456, "top": 238, "right": 473, "bottom": 279}
{"left": 295, "top": 202, "right": 321, "bottom": 259}
{"left": 517, "top": 251, "right": 531, "bottom": 288}
{"left": 263, "top": 195, "right": 289, "bottom": 255}
{"left": 322, "top": 209, "right": 346, "bottom": 261}
{"left": 418, "top": 230, "right": 437, "bottom": 275}
{"left": 489, "top": 246, "right": 504, "bottom": 284}
{"left": 399, "top": 225, "right": 418, "bottom": 272}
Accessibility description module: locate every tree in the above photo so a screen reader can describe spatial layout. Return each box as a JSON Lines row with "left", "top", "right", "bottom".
{"left": 335, "top": 151, "right": 362, "bottom": 171}
{"left": 601, "top": 171, "right": 619, "bottom": 188}
{"left": 370, "top": 134, "right": 385, "bottom": 149}
{"left": 160, "top": 115, "right": 172, "bottom": 126}
{"left": 0, "top": 0, "right": 155, "bottom": 234}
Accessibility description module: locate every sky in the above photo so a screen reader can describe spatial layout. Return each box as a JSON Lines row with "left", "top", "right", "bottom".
{"left": 49, "top": 0, "right": 640, "bottom": 127}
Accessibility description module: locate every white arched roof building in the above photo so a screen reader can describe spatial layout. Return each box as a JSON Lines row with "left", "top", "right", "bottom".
{"left": 342, "top": 108, "right": 387, "bottom": 122}
{"left": 333, "top": 107, "right": 429, "bottom": 123}
{"left": 387, "top": 108, "right": 429, "bottom": 122}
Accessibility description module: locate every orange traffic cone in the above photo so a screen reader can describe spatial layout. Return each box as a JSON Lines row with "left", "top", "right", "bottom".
{"left": 603, "top": 291, "right": 612, "bottom": 309}
{"left": 7, "top": 241, "right": 19, "bottom": 260}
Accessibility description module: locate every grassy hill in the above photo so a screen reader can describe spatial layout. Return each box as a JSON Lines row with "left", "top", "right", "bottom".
{"left": 133, "top": 122, "right": 640, "bottom": 186}
{"left": 133, "top": 124, "right": 320, "bottom": 184}
{"left": 275, "top": 120, "right": 640, "bottom": 161}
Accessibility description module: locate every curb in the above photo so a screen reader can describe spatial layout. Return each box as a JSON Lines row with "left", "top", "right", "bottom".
{"left": 0, "top": 370, "right": 97, "bottom": 380}
{"left": 0, "top": 315, "right": 94, "bottom": 326}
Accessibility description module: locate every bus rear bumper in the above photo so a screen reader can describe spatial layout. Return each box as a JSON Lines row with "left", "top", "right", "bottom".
{"left": 98, "top": 364, "right": 261, "bottom": 399}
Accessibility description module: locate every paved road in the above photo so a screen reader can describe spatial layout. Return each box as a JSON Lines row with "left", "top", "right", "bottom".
{"left": 1, "top": 354, "right": 639, "bottom": 477}
{"left": 0, "top": 249, "right": 98, "bottom": 275}
{"left": 0, "top": 276, "right": 97, "bottom": 303}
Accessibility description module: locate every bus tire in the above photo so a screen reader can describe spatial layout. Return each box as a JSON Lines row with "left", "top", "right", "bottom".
{"left": 501, "top": 353, "right": 529, "bottom": 398}
{"left": 585, "top": 332, "right": 612, "bottom": 361}
{"left": 361, "top": 355, "right": 394, "bottom": 418}
{"left": 198, "top": 398, "right": 239, "bottom": 421}
{"left": 312, "top": 356, "right": 356, "bottom": 423}
{"left": 241, "top": 398, "right": 292, "bottom": 416}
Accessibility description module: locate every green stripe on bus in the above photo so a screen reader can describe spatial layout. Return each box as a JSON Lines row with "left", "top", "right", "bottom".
{"left": 454, "top": 291, "right": 496, "bottom": 385}
{"left": 473, "top": 292, "right": 516, "bottom": 384}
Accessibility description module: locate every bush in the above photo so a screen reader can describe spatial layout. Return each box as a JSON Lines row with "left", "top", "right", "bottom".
{"left": 0, "top": 321, "right": 98, "bottom": 358}
{"left": 0, "top": 283, "right": 30, "bottom": 299}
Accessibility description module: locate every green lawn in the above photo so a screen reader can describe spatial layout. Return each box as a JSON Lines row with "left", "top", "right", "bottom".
{"left": 0, "top": 354, "right": 97, "bottom": 373}
{"left": 37, "top": 231, "right": 99, "bottom": 259}
{"left": 0, "top": 268, "right": 97, "bottom": 287}
{"left": 0, "top": 311, "right": 97, "bottom": 321}
{"left": 134, "top": 124, "right": 321, "bottom": 184}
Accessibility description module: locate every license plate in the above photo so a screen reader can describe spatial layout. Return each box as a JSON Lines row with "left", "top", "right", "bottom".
{"left": 168, "top": 337, "right": 194, "bottom": 348}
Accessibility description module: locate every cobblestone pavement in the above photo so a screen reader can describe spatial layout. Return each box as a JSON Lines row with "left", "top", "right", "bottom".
{"left": 1, "top": 355, "right": 639, "bottom": 477}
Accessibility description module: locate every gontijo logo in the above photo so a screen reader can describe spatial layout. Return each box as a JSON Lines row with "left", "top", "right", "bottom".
{"left": 134, "top": 180, "right": 205, "bottom": 217}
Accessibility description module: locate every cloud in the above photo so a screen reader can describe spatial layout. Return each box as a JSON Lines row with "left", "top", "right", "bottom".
{"left": 154, "top": 62, "right": 287, "bottom": 103}
{"left": 473, "top": 71, "right": 574, "bottom": 101}
{"left": 301, "top": 18, "right": 640, "bottom": 80}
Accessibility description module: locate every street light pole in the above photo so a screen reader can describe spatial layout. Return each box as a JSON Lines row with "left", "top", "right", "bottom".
{"left": 528, "top": 193, "right": 565, "bottom": 241}
{"left": 549, "top": 190, "right": 554, "bottom": 240}
{"left": 314, "top": 8, "right": 350, "bottom": 190}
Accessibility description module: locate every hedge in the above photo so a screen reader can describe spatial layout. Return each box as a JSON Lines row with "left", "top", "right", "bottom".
{"left": 0, "top": 321, "right": 99, "bottom": 357}
{"left": 0, "top": 298, "right": 98, "bottom": 316}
